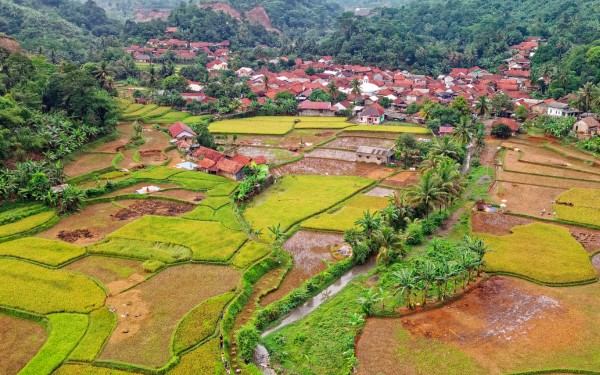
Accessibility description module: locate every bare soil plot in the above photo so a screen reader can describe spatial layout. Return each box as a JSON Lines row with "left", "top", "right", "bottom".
{"left": 472, "top": 211, "right": 600, "bottom": 253}
{"left": 138, "top": 126, "right": 171, "bottom": 152}
{"left": 364, "top": 187, "right": 398, "bottom": 197}
{"left": 236, "top": 145, "right": 299, "bottom": 164}
{"left": 153, "top": 189, "right": 205, "bottom": 203}
{"left": 491, "top": 181, "right": 566, "bottom": 216}
{"left": 99, "top": 264, "right": 240, "bottom": 368}
{"left": 497, "top": 170, "right": 600, "bottom": 190}
{"left": 103, "top": 182, "right": 181, "bottom": 197}
{"left": 503, "top": 150, "right": 600, "bottom": 181}
{"left": 357, "top": 276, "right": 600, "bottom": 374}
{"left": 382, "top": 171, "right": 420, "bottom": 188}
{"left": 546, "top": 141, "right": 600, "bottom": 163}
{"left": 65, "top": 256, "right": 146, "bottom": 296}
{"left": 323, "top": 136, "right": 395, "bottom": 150}
{"left": 480, "top": 137, "right": 501, "bottom": 166}
{"left": 272, "top": 158, "right": 394, "bottom": 179}
{"left": 64, "top": 153, "right": 116, "bottom": 177}
{"left": 340, "top": 131, "right": 402, "bottom": 139}
{"left": 89, "top": 123, "right": 135, "bottom": 153}
{"left": 0, "top": 315, "right": 47, "bottom": 375}
{"left": 502, "top": 140, "right": 600, "bottom": 173}
{"left": 305, "top": 148, "right": 357, "bottom": 161}
{"left": 260, "top": 231, "right": 342, "bottom": 306}
{"left": 236, "top": 129, "right": 338, "bottom": 148}
{"left": 38, "top": 200, "right": 192, "bottom": 245}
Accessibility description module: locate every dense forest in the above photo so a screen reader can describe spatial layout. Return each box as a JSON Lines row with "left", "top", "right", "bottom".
{"left": 313, "top": 0, "right": 600, "bottom": 81}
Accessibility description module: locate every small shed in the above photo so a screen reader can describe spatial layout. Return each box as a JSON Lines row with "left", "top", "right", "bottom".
{"left": 356, "top": 146, "right": 394, "bottom": 165}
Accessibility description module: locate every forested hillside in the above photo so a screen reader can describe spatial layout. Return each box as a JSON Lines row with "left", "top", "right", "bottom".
{"left": 316, "top": 0, "right": 600, "bottom": 83}
{"left": 0, "top": 0, "right": 120, "bottom": 61}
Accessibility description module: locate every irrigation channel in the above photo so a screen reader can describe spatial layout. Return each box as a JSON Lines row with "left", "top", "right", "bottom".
{"left": 253, "top": 257, "right": 377, "bottom": 373}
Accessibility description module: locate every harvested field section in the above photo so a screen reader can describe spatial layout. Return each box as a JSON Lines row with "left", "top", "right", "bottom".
{"left": 323, "top": 136, "right": 395, "bottom": 150}
{"left": 261, "top": 231, "right": 341, "bottom": 306}
{"left": 491, "top": 181, "right": 565, "bottom": 216}
{"left": 65, "top": 256, "right": 147, "bottom": 296}
{"left": 497, "top": 170, "right": 600, "bottom": 190}
{"left": 364, "top": 187, "right": 398, "bottom": 197}
{"left": 272, "top": 158, "right": 393, "bottom": 179}
{"left": 382, "top": 171, "right": 420, "bottom": 188}
{"left": 236, "top": 129, "right": 337, "bottom": 148}
{"left": 99, "top": 264, "right": 239, "bottom": 368}
{"left": 235, "top": 145, "right": 298, "bottom": 164}
{"left": 305, "top": 148, "right": 357, "bottom": 161}
{"left": 0, "top": 315, "right": 47, "bottom": 375}
{"left": 503, "top": 150, "right": 600, "bottom": 181}
{"left": 64, "top": 153, "right": 116, "bottom": 177}
{"left": 357, "top": 276, "right": 600, "bottom": 374}
{"left": 502, "top": 142, "right": 600, "bottom": 174}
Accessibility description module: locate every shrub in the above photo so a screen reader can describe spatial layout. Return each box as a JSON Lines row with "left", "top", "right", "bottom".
{"left": 237, "top": 324, "right": 260, "bottom": 363}
{"left": 491, "top": 123, "right": 512, "bottom": 139}
{"left": 406, "top": 221, "right": 424, "bottom": 245}
{"left": 142, "top": 259, "right": 166, "bottom": 272}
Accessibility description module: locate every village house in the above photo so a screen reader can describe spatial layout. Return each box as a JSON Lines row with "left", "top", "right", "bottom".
{"left": 207, "top": 60, "right": 229, "bottom": 71}
{"left": 573, "top": 117, "right": 599, "bottom": 138}
{"left": 357, "top": 104, "right": 386, "bottom": 124}
{"left": 169, "top": 122, "right": 197, "bottom": 152}
{"left": 356, "top": 146, "right": 394, "bottom": 165}
{"left": 438, "top": 126, "right": 455, "bottom": 136}
{"left": 546, "top": 102, "right": 579, "bottom": 117}
{"left": 298, "top": 101, "right": 335, "bottom": 116}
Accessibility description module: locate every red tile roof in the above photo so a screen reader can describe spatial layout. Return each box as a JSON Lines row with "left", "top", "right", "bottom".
{"left": 253, "top": 156, "right": 268, "bottom": 165}
{"left": 214, "top": 158, "right": 244, "bottom": 175}
{"left": 299, "top": 101, "right": 332, "bottom": 110}
{"left": 169, "top": 122, "right": 196, "bottom": 138}
{"left": 197, "top": 158, "right": 216, "bottom": 169}
{"left": 230, "top": 154, "right": 252, "bottom": 166}
{"left": 192, "top": 146, "right": 224, "bottom": 161}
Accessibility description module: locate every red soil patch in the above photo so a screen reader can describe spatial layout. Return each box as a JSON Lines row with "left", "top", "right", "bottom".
{"left": 272, "top": 158, "right": 393, "bottom": 179}
{"left": 110, "top": 200, "right": 194, "bottom": 220}
{"left": 356, "top": 276, "right": 589, "bottom": 375}
{"left": 490, "top": 180, "right": 566, "bottom": 217}
{"left": 199, "top": 2, "right": 242, "bottom": 19}
{"left": 260, "top": 231, "right": 342, "bottom": 306}
{"left": 382, "top": 171, "right": 419, "bottom": 187}
{"left": 244, "top": 6, "right": 281, "bottom": 33}
{"left": 0, "top": 315, "right": 47, "bottom": 375}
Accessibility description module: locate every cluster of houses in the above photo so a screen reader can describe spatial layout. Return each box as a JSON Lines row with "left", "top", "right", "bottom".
{"left": 124, "top": 27, "right": 230, "bottom": 68}
{"left": 168, "top": 121, "right": 267, "bottom": 181}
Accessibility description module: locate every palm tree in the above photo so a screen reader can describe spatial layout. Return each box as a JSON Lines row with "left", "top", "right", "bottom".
{"left": 433, "top": 158, "right": 463, "bottom": 208}
{"left": 374, "top": 226, "right": 406, "bottom": 265}
{"left": 327, "top": 80, "right": 339, "bottom": 101}
{"left": 453, "top": 117, "right": 475, "bottom": 147}
{"left": 355, "top": 210, "right": 381, "bottom": 238}
{"left": 430, "top": 136, "right": 462, "bottom": 162}
{"left": 406, "top": 170, "right": 446, "bottom": 219}
{"left": 94, "top": 61, "right": 114, "bottom": 91}
{"left": 572, "top": 82, "right": 600, "bottom": 113}
{"left": 393, "top": 268, "right": 416, "bottom": 308}
{"left": 350, "top": 78, "right": 362, "bottom": 103}
{"left": 474, "top": 96, "right": 489, "bottom": 116}
{"left": 263, "top": 75, "right": 270, "bottom": 92}
{"left": 418, "top": 261, "right": 437, "bottom": 306}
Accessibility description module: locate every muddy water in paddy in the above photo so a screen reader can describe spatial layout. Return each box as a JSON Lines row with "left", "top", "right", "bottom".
{"left": 305, "top": 148, "right": 357, "bottom": 161}
{"left": 323, "top": 136, "right": 395, "bottom": 150}
{"left": 260, "top": 231, "right": 343, "bottom": 307}
{"left": 272, "top": 158, "right": 393, "bottom": 179}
